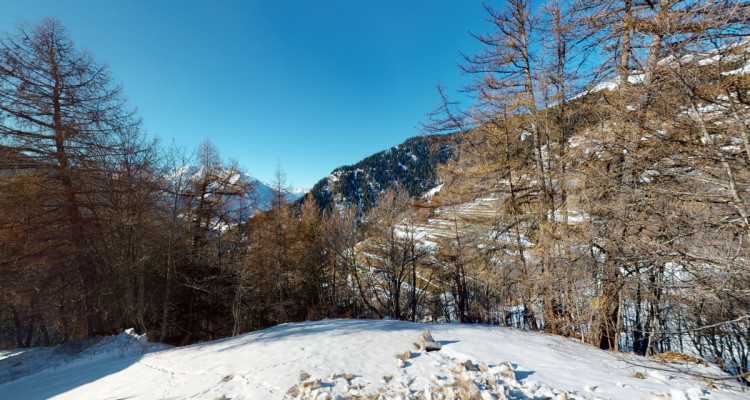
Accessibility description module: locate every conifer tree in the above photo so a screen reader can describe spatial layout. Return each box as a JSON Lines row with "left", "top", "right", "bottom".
{"left": 0, "top": 18, "right": 140, "bottom": 336}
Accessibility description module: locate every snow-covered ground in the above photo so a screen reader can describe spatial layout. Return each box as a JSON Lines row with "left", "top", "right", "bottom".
{"left": 0, "top": 319, "right": 746, "bottom": 400}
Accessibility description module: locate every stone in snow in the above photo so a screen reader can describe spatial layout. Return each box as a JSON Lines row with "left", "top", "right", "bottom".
{"left": 417, "top": 329, "right": 442, "bottom": 352}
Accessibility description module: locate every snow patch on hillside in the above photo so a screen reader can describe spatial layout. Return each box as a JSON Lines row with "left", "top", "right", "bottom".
{"left": 570, "top": 74, "right": 645, "bottom": 100}
{"left": 423, "top": 184, "right": 444, "bottom": 199}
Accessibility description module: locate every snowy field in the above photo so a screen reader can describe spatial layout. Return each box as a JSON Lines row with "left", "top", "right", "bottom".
{"left": 0, "top": 319, "right": 746, "bottom": 399}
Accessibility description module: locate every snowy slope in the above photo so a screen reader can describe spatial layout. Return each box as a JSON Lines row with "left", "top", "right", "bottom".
{"left": 0, "top": 320, "right": 745, "bottom": 400}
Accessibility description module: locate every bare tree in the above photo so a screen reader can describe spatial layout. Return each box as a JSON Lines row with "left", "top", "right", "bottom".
{"left": 0, "top": 18, "right": 140, "bottom": 336}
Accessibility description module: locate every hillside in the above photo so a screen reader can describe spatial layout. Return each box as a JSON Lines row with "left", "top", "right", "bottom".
{"left": 0, "top": 319, "right": 744, "bottom": 400}
{"left": 302, "top": 135, "right": 456, "bottom": 212}
{"left": 335, "top": 34, "right": 750, "bottom": 376}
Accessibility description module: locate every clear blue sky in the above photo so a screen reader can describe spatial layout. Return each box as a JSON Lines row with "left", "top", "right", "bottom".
{"left": 1, "top": 1, "right": 491, "bottom": 189}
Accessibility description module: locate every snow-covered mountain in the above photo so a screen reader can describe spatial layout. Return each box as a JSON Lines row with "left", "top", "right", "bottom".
{"left": 0, "top": 319, "right": 744, "bottom": 399}
{"left": 246, "top": 172, "right": 307, "bottom": 208}
{"left": 175, "top": 165, "right": 307, "bottom": 211}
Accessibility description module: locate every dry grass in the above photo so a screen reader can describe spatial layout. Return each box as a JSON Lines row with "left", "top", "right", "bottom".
{"left": 648, "top": 351, "right": 707, "bottom": 366}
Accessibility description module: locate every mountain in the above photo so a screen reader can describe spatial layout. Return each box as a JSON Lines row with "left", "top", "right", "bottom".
{"left": 246, "top": 172, "right": 307, "bottom": 208}
{"left": 176, "top": 165, "right": 306, "bottom": 211}
{"left": 302, "top": 134, "right": 457, "bottom": 213}
{"left": 0, "top": 319, "right": 743, "bottom": 399}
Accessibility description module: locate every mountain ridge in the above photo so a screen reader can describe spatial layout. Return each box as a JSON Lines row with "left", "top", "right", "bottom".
{"left": 299, "top": 134, "right": 457, "bottom": 213}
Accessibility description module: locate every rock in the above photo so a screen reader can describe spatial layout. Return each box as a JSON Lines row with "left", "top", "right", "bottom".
{"left": 221, "top": 374, "right": 234, "bottom": 382}
{"left": 314, "top": 392, "right": 330, "bottom": 400}
{"left": 301, "top": 379, "right": 321, "bottom": 392}
{"left": 343, "top": 373, "right": 355, "bottom": 381}
{"left": 286, "top": 385, "right": 301, "bottom": 396}
{"left": 497, "top": 361, "right": 515, "bottom": 380}
{"left": 396, "top": 350, "right": 411, "bottom": 361}
{"left": 500, "top": 368, "right": 515, "bottom": 380}
{"left": 453, "top": 374, "right": 482, "bottom": 400}
{"left": 452, "top": 360, "right": 478, "bottom": 374}
{"left": 437, "top": 385, "right": 456, "bottom": 400}
{"left": 478, "top": 362, "right": 489, "bottom": 372}
{"left": 452, "top": 362, "right": 466, "bottom": 374}
{"left": 418, "top": 329, "right": 443, "bottom": 351}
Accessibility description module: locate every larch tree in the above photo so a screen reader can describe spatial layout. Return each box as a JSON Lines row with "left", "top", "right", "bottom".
{"left": 0, "top": 18, "right": 140, "bottom": 336}
{"left": 322, "top": 203, "right": 362, "bottom": 318}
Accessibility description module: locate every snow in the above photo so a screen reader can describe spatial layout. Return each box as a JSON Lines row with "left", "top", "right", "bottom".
{"left": 570, "top": 73, "right": 646, "bottom": 100}
{"left": 723, "top": 62, "right": 750, "bottom": 76}
{"left": 0, "top": 320, "right": 745, "bottom": 400}
{"left": 422, "top": 184, "right": 444, "bottom": 199}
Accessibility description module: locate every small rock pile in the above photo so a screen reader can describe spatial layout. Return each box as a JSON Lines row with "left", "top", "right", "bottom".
{"left": 284, "top": 330, "right": 584, "bottom": 400}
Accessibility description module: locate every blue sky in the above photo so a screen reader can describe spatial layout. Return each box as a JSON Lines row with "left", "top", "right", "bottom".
{"left": 1, "top": 1, "right": 490, "bottom": 189}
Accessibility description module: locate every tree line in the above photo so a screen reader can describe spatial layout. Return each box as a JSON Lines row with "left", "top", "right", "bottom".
{"left": 0, "top": 18, "right": 308, "bottom": 346}
{"left": 0, "top": 18, "right": 444, "bottom": 346}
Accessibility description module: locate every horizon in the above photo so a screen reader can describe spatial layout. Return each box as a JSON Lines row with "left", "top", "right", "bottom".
{"left": 0, "top": 1, "right": 491, "bottom": 189}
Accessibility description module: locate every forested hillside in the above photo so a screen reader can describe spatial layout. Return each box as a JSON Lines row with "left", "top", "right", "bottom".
{"left": 302, "top": 134, "right": 455, "bottom": 213}
{"left": 409, "top": 0, "right": 750, "bottom": 382}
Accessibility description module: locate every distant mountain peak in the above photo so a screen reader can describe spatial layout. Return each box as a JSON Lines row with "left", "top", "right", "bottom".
{"left": 174, "top": 165, "right": 306, "bottom": 212}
